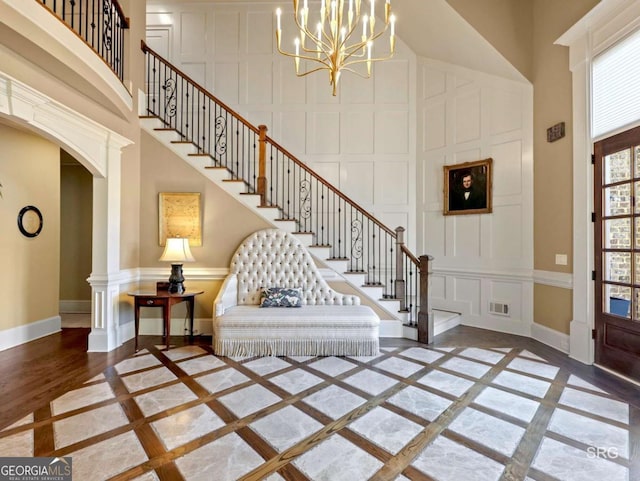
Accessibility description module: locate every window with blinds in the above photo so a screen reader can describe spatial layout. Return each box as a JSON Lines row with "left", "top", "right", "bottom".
{"left": 593, "top": 28, "right": 640, "bottom": 139}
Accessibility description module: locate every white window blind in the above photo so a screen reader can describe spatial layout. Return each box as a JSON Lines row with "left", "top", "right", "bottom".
{"left": 593, "top": 28, "right": 640, "bottom": 138}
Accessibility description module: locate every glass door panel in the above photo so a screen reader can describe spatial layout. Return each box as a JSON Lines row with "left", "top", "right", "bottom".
{"left": 604, "top": 218, "right": 631, "bottom": 249}
{"left": 604, "top": 149, "right": 631, "bottom": 183}
{"left": 604, "top": 184, "right": 631, "bottom": 216}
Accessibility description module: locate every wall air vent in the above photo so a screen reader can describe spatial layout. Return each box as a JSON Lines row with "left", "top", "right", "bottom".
{"left": 489, "top": 301, "right": 510, "bottom": 317}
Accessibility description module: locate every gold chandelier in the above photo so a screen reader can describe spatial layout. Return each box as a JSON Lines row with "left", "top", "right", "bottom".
{"left": 276, "top": 0, "right": 396, "bottom": 96}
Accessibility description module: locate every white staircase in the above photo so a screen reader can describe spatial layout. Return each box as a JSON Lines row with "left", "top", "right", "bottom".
{"left": 140, "top": 117, "right": 409, "bottom": 337}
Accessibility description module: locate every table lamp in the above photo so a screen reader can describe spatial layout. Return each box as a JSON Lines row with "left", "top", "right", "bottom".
{"left": 159, "top": 237, "right": 195, "bottom": 293}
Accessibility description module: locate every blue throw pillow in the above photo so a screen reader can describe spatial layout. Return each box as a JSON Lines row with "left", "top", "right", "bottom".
{"left": 260, "top": 287, "right": 303, "bottom": 307}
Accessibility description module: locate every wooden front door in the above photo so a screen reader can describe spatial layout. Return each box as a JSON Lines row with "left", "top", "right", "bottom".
{"left": 594, "top": 125, "right": 640, "bottom": 380}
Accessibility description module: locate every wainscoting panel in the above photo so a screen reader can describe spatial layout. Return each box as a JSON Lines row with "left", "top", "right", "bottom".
{"left": 245, "top": 59, "right": 273, "bottom": 105}
{"left": 214, "top": 12, "right": 240, "bottom": 55}
{"left": 375, "top": 162, "right": 409, "bottom": 205}
{"left": 418, "top": 57, "right": 534, "bottom": 336}
{"left": 246, "top": 12, "right": 273, "bottom": 55}
{"left": 181, "top": 62, "right": 206, "bottom": 87}
{"left": 342, "top": 162, "right": 375, "bottom": 204}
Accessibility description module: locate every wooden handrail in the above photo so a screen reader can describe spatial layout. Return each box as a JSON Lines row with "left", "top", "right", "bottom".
{"left": 141, "top": 40, "right": 259, "bottom": 135}
{"left": 264, "top": 133, "right": 398, "bottom": 238}
{"left": 112, "top": 0, "right": 129, "bottom": 29}
{"left": 142, "top": 39, "right": 398, "bottom": 240}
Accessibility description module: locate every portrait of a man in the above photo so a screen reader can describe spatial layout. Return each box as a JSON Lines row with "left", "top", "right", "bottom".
{"left": 443, "top": 158, "right": 492, "bottom": 215}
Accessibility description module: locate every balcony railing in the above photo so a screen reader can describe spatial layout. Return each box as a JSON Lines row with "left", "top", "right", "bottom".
{"left": 39, "top": 0, "right": 128, "bottom": 81}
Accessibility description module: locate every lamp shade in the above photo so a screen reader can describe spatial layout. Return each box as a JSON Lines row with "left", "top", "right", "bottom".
{"left": 159, "top": 237, "right": 195, "bottom": 263}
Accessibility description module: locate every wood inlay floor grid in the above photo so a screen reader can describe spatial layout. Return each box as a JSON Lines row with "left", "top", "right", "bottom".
{"left": 1, "top": 332, "right": 639, "bottom": 481}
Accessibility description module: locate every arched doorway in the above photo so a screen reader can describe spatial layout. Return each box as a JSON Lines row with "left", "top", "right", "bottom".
{"left": 0, "top": 72, "right": 132, "bottom": 352}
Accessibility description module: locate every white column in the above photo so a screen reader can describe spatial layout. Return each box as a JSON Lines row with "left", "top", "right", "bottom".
{"left": 568, "top": 36, "right": 594, "bottom": 364}
{"left": 88, "top": 137, "right": 127, "bottom": 352}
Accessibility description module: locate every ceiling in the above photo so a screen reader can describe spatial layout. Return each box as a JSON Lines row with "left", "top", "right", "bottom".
{"left": 147, "top": 0, "right": 526, "bottom": 82}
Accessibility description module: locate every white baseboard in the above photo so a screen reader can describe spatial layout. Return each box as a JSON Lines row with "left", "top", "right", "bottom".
{"left": 0, "top": 316, "right": 61, "bottom": 352}
{"left": 433, "top": 310, "right": 461, "bottom": 335}
{"left": 531, "top": 322, "right": 570, "bottom": 353}
{"left": 59, "top": 300, "right": 91, "bottom": 313}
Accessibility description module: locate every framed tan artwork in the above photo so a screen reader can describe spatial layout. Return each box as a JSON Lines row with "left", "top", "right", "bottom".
{"left": 443, "top": 158, "right": 493, "bottom": 215}
{"left": 159, "top": 192, "right": 202, "bottom": 246}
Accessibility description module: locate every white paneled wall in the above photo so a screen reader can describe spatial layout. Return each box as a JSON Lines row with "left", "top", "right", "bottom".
{"left": 147, "top": 2, "right": 417, "bottom": 250}
{"left": 417, "top": 58, "right": 533, "bottom": 336}
{"left": 146, "top": 2, "right": 535, "bottom": 336}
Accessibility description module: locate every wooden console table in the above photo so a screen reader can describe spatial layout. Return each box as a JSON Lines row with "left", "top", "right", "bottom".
{"left": 128, "top": 290, "right": 204, "bottom": 351}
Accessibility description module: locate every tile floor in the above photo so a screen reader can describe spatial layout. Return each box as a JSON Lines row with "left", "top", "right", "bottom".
{"left": 0, "top": 343, "right": 637, "bottom": 480}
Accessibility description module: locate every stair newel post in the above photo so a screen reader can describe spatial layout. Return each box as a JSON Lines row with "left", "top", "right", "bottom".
{"left": 258, "top": 125, "right": 268, "bottom": 207}
{"left": 394, "top": 226, "right": 406, "bottom": 312}
{"left": 418, "top": 254, "right": 434, "bottom": 344}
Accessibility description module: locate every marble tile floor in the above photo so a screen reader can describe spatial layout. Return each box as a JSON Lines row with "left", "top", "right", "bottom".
{"left": 1, "top": 342, "right": 638, "bottom": 481}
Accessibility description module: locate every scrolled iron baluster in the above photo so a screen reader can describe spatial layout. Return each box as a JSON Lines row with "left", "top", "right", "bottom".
{"left": 162, "top": 78, "right": 177, "bottom": 120}
{"left": 102, "top": 0, "right": 113, "bottom": 51}
{"left": 215, "top": 115, "right": 228, "bottom": 157}
{"left": 351, "top": 219, "right": 363, "bottom": 260}
{"left": 300, "top": 179, "right": 312, "bottom": 220}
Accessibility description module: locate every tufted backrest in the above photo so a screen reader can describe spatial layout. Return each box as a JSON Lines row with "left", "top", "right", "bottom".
{"left": 229, "top": 228, "right": 360, "bottom": 306}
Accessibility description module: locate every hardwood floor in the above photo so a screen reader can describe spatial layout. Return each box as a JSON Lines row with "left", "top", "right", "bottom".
{"left": 2, "top": 327, "right": 640, "bottom": 432}
{"left": 1, "top": 326, "right": 639, "bottom": 480}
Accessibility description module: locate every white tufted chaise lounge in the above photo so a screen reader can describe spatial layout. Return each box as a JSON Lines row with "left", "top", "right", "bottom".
{"left": 213, "top": 228, "right": 380, "bottom": 356}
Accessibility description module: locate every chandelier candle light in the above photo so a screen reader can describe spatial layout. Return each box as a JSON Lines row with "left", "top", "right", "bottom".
{"left": 276, "top": 0, "right": 396, "bottom": 96}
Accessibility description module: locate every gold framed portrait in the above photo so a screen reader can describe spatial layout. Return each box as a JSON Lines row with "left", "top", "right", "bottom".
{"left": 158, "top": 192, "right": 202, "bottom": 246}
{"left": 443, "top": 158, "right": 493, "bottom": 215}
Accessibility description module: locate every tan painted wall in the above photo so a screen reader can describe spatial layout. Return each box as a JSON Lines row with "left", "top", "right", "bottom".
{"left": 446, "top": 0, "right": 599, "bottom": 335}
{"left": 531, "top": 0, "right": 599, "bottom": 333}
{"left": 139, "top": 130, "right": 272, "bottom": 269}
{"left": 446, "top": 0, "right": 533, "bottom": 81}
{"left": 0, "top": 123, "right": 60, "bottom": 330}
{"left": 60, "top": 154, "right": 93, "bottom": 302}
{"left": 119, "top": 0, "right": 146, "bottom": 270}
{"left": 534, "top": 284, "right": 572, "bottom": 334}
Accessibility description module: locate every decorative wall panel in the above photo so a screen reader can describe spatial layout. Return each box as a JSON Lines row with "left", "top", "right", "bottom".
{"left": 214, "top": 62, "right": 239, "bottom": 104}
{"left": 423, "top": 102, "right": 446, "bottom": 150}
{"left": 307, "top": 112, "right": 340, "bottom": 155}
{"left": 454, "top": 89, "right": 481, "bottom": 143}
{"left": 375, "top": 162, "right": 408, "bottom": 205}
{"left": 342, "top": 112, "right": 374, "bottom": 154}
{"left": 278, "top": 111, "right": 306, "bottom": 156}
{"left": 180, "top": 12, "right": 206, "bottom": 57}
{"left": 423, "top": 67, "right": 447, "bottom": 99}
{"left": 375, "top": 60, "right": 409, "bottom": 104}
{"left": 246, "top": 60, "right": 273, "bottom": 105}
{"left": 214, "top": 12, "right": 239, "bottom": 55}
{"left": 375, "top": 111, "right": 409, "bottom": 154}
{"left": 417, "top": 58, "right": 533, "bottom": 335}
{"left": 341, "top": 162, "right": 374, "bottom": 204}
{"left": 247, "top": 12, "right": 273, "bottom": 55}
{"left": 491, "top": 140, "right": 522, "bottom": 197}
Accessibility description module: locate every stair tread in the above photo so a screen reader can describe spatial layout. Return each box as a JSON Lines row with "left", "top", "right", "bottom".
{"left": 345, "top": 270, "right": 366, "bottom": 274}
{"left": 188, "top": 153, "right": 210, "bottom": 157}
{"left": 170, "top": 140, "right": 191, "bottom": 144}
{"left": 309, "top": 244, "right": 331, "bottom": 248}
{"left": 327, "top": 257, "right": 348, "bottom": 261}
{"left": 222, "top": 179, "right": 245, "bottom": 183}
{"left": 154, "top": 127, "right": 175, "bottom": 131}
{"left": 204, "top": 166, "right": 226, "bottom": 170}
